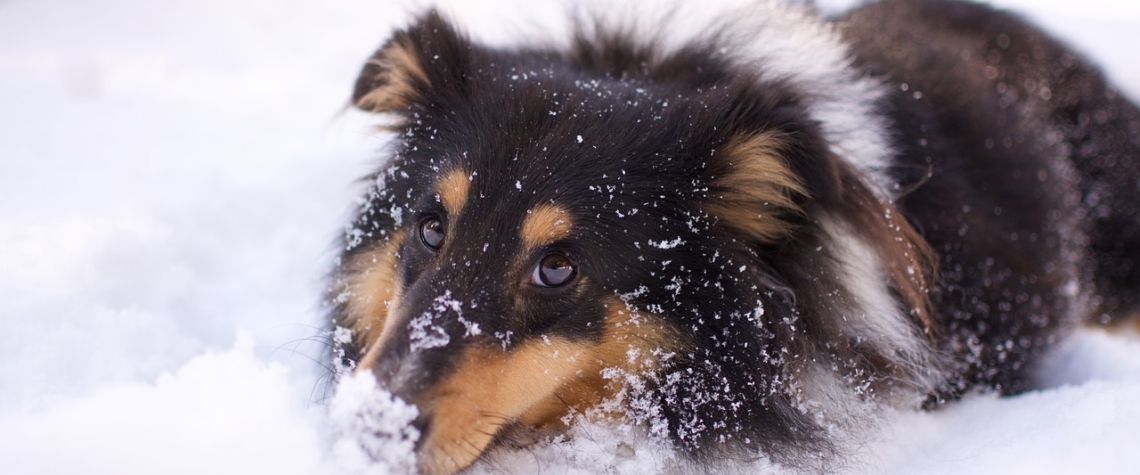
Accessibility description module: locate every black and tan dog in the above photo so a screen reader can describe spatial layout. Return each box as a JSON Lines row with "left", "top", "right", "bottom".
{"left": 328, "top": 0, "right": 1140, "bottom": 473}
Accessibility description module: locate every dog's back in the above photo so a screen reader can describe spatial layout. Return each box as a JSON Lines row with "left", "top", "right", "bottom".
{"left": 842, "top": 0, "right": 1140, "bottom": 397}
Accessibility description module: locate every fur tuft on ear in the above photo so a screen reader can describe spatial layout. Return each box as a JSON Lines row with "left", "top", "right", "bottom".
{"left": 352, "top": 35, "right": 431, "bottom": 113}
{"left": 352, "top": 11, "right": 468, "bottom": 114}
{"left": 705, "top": 132, "right": 808, "bottom": 242}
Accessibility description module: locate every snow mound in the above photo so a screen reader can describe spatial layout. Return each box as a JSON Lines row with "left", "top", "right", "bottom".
{"left": 0, "top": 332, "right": 324, "bottom": 475}
{"left": 329, "top": 374, "right": 421, "bottom": 475}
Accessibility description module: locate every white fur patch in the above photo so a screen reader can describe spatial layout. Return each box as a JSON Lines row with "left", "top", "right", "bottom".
{"left": 564, "top": 0, "right": 898, "bottom": 195}
{"left": 820, "top": 216, "right": 942, "bottom": 402}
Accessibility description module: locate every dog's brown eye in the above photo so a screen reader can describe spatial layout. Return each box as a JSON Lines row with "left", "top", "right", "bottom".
{"left": 419, "top": 216, "right": 444, "bottom": 250}
{"left": 532, "top": 253, "right": 576, "bottom": 287}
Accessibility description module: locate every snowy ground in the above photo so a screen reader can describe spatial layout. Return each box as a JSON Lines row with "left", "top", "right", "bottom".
{"left": 2, "top": 0, "right": 1139, "bottom": 474}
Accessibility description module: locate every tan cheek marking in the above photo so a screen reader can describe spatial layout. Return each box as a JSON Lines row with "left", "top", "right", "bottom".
{"left": 519, "top": 204, "right": 574, "bottom": 249}
{"left": 436, "top": 169, "right": 470, "bottom": 218}
{"left": 342, "top": 231, "right": 406, "bottom": 355}
{"left": 418, "top": 338, "right": 592, "bottom": 475}
{"left": 519, "top": 296, "right": 684, "bottom": 426}
{"left": 706, "top": 132, "right": 807, "bottom": 241}
{"left": 416, "top": 297, "right": 684, "bottom": 475}
{"left": 356, "top": 38, "right": 431, "bottom": 112}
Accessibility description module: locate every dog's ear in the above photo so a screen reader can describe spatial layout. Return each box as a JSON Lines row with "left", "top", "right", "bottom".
{"left": 704, "top": 131, "right": 810, "bottom": 242}
{"left": 352, "top": 10, "right": 470, "bottom": 114}
{"left": 705, "top": 126, "right": 936, "bottom": 326}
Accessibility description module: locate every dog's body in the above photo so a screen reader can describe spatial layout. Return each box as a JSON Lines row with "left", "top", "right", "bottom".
{"left": 329, "top": 0, "right": 1140, "bottom": 473}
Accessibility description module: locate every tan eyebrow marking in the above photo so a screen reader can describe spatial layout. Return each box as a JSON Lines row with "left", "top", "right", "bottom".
{"left": 436, "top": 169, "right": 470, "bottom": 217}
{"left": 519, "top": 204, "right": 574, "bottom": 248}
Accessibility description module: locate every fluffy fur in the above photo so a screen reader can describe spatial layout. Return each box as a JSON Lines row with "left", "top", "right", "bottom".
{"left": 328, "top": 0, "right": 1140, "bottom": 473}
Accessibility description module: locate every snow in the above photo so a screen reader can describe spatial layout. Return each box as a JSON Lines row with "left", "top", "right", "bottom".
{"left": 329, "top": 374, "right": 421, "bottom": 475}
{"left": 1, "top": 0, "right": 1138, "bottom": 474}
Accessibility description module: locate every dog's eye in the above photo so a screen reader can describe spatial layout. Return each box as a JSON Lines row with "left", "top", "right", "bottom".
{"left": 419, "top": 216, "right": 445, "bottom": 250}
{"left": 531, "top": 253, "right": 576, "bottom": 287}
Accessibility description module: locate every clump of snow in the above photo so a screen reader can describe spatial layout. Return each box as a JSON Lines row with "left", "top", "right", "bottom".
{"left": 408, "top": 311, "right": 451, "bottom": 353}
{"left": 332, "top": 325, "right": 357, "bottom": 373}
{"left": 648, "top": 237, "right": 685, "bottom": 249}
{"left": 328, "top": 374, "right": 421, "bottom": 475}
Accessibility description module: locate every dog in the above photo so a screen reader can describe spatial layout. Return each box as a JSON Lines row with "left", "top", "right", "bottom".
{"left": 327, "top": 0, "right": 1140, "bottom": 473}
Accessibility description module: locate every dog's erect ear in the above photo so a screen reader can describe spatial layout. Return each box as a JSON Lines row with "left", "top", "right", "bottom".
{"left": 352, "top": 10, "right": 470, "bottom": 113}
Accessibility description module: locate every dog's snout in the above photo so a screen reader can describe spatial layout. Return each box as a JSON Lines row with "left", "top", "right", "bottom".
{"left": 354, "top": 291, "right": 483, "bottom": 402}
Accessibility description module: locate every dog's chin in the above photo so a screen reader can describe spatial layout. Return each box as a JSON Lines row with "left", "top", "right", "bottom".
{"left": 416, "top": 422, "right": 498, "bottom": 475}
{"left": 412, "top": 391, "right": 571, "bottom": 474}
{"left": 418, "top": 414, "right": 581, "bottom": 474}
{"left": 396, "top": 343, "right": 591, "bottom": 475}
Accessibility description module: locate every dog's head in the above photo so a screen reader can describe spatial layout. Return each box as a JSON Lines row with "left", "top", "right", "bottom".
{"left": 333, "top": 11, "right": 935, "bottom": 475}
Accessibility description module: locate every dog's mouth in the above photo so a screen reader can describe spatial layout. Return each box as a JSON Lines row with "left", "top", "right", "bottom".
{"left": 413, "top": 409, "right": 559, "bottom": 475}
{"left": 410, "top": 394, "right": 513, "bottom": 475}
{"left": 415, "top": 337, "right": 607, "bottom": 474}
{"left": 409, "top": 415, "right": 487, "bottom": 475}
{"left": 363, "top": 341, "right": 581, "bottom": 475}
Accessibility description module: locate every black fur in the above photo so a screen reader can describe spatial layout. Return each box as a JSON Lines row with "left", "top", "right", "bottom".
{"left": 841, "top": 0, "right": 1140, "bottom": 397}
{"left": 330, "top": 0, "right": 1140, "bottom": 471}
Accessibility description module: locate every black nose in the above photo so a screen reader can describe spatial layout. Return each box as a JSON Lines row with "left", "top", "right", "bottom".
{"left": 361, "top": 331, "right": 450, "bottom": 410}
